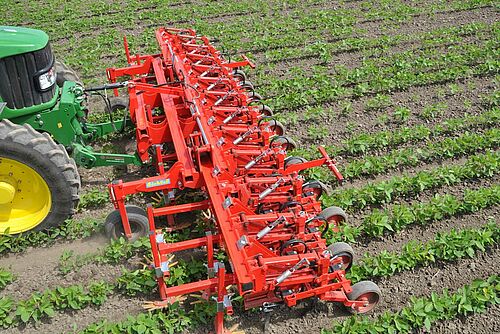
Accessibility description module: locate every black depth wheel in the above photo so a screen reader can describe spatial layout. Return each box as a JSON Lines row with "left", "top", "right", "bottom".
{"left": 105, "top": 205, "right": 149, "bottom": 242}
{"left": 280, "top": 239, "right": 308, "bottom": 255}
{"left": 302, "top": 180, "right": 328, "bottom": 199}
{"left": 271, "top": 136, "right": 297, "bottom": 151}
{"left": 316, "top": 206, "right": 347, "bottom": 233}
{"left": 346, "top": 281, "right": 381, "bottom": 314}
{"left": 284, "top": 156, "right": 308, "bottom": 169}
{"left": 327, "top": 242, "right": 354, "bottom": 271}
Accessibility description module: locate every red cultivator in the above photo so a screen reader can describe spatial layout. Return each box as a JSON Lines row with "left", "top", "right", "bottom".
{"left": 105, "top": 28, "right": 381, "bottom": 333}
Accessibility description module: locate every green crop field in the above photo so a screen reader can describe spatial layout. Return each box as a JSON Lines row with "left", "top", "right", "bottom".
{"left": 0, "top": 0, "right": 499, "bottom": 333}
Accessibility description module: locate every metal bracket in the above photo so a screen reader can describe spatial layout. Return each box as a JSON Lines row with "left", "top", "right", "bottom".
{"left": 222, "top": 196, "right": 233, "bottom": 209}
{"left": 160, "top": 260, "right": 170, "bottom": 273}
{"left": 216, "top": 137, "right": 225, "bottom": 147}
{"left": 261, "top": 302, "right": 278, "bottom": 313}
{"left": 155, "top": 233, "right": 165, "bottom": 244}
{"left": 215, "top": 295, "right": 232, "bottom": 312}
{"left": 237, "top": 235, "right": 249, "bottom": 250}
{"left": 275, "top": 258, "right": 310, "bottom": 285}
{"left": 154, "top": 267, "right": 163, "bottom": 278}
{"left": 258, "top": 178, "right": 284, "bottom": 200}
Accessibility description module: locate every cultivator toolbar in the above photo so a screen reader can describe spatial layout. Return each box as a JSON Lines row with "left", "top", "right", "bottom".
{"left": 106, "top": 28, "right": 380, "bottom": 333}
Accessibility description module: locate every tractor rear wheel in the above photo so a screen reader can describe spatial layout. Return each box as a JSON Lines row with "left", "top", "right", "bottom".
{"left": 0, "top": 120, "right": 80, "bottom": 234}
{"left": 55, "top": 60, "right": 83, "bottom": 87}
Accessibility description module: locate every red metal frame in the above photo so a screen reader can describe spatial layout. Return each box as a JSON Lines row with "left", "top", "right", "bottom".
{"left": 106, "top": 27, "right": 360, "bottom": 333}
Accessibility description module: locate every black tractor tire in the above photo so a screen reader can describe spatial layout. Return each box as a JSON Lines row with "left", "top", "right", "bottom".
{"left": 0, "top": 120, "right": 80, "bottom": 234}
{"left": 55, "top": 60, "right": 83, "bottom": 87}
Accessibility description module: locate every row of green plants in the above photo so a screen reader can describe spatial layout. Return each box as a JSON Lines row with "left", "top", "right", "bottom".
{"left": 324, "top": 275, "right": 500, "bottom": 333}
{"left": 57, "top": 214, "right": 210, "bottom": 275}
{"left": 24, "top": 0, "right": 491, "bottom": 82}
{"left": 362, "top": 185, "right": 500, "bottom": 238}
{"left": 342, "top": 128, "right": 499, "bottom": 179}
{"left": 57, "top": 237, "right": 150, "bottom": 275}
{"left": 77, "top": 188, "right": 110, "bottom": 211}
{"left": 263, "top": 21, "right": 495, "bottom": 63}
{"left": 306, "top": 126, "right": 500, "bottom": 182}
{"left": 339, "top": 108, "right": 498, "bottom": 155}
{"left": 260, "top": 40, "right": 498, "bottom": 110}
{"left": 0, "top": 217, "right": 103, "bottom": 255}
{"left": 87, "top": 0, "right": 495, "bottom": 54}
{"left": 331, "top": 184, "right": 500, "bottom": 242}
{"left": 0, "top": 255, "right": 208, "bottom": 329}
{"left": 293, "top": 106, "right": 500, "bottom": 159}
{"left": 324, "top": 150, "right": 499, "bottom": 211}
{"left": 259, "top": 32, "right": 498, "bottom": 93}
{"left": 49, "top": 0, "right": 481, "bottom": 53}
{"left": 0, "top": 281, "right": 113, "bottom": 328}
{"left": 80, "top": 304, "right": 196, "bottom": 334}
{"left": 348, "top": 221, "right": 499, "bottom": 281}
{"left": 0, "top": 268, "right": 14, "bottom": 290}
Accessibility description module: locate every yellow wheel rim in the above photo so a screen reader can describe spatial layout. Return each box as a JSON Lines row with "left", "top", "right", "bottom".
{"left": 0, "top": 157, "right": 51, "bottom": 234}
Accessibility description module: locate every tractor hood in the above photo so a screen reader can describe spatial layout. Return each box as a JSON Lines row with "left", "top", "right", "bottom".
{"left": 0, "top": 26, "right": 49, "bottom": 59}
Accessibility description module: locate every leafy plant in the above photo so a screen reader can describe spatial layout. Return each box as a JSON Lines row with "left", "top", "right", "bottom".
{"left": 78, "top": 188, "right": 110, "bottom": 210}
{"left": 392, "top": 106, "right": 411, "bottom": 123}
{"left": 365, "top": 94, "right": 392, "bottom": 111}
{"left": 0, "top": 217, "right": 103, "bottom": 255}
{"left": 0, "top": 268, "right": 14, "bottom": 290}
{"left": 421, "top": 102, "right": 448, "bottom": 120}
{"left": 117, "top": 268, "right": 157, "bottom": 296}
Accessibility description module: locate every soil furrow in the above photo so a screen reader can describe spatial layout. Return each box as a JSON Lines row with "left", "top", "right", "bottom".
{"left": 0, "top": 235, "right": 116, "bottom": 300}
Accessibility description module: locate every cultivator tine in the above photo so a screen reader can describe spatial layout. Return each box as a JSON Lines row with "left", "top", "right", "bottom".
{"left": 151, "top": 192, "right": 164, "bottom": 205}
{"left": 142, "top": 295, "right": 187, "bottom": 310}
{"left": 105, "top": 26, "right": 381, "bottom": 333}
{"left": 227, "top": 324, "right": 245, "bottom": 334}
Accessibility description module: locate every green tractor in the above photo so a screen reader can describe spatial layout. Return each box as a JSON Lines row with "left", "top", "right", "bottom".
{"left": 0, "top": 26, "right": 139, "bottom": 234}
